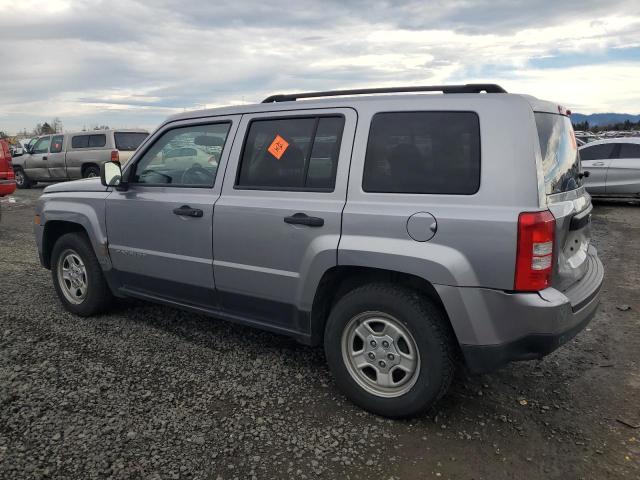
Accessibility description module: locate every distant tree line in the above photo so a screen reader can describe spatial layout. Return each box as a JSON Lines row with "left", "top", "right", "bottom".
{"left": 573, "top": 119, "right": 640, "bottom": 132}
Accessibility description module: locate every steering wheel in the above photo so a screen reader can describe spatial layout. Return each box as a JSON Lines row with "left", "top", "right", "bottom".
{"left": 181, "top": 164, "right": 213, "bottom": 185}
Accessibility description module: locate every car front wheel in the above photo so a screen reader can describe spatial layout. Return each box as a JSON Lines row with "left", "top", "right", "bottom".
{"left": 14, "top": 168, "right": 32, "bottom": 189}
{"left": 324, "top": 283, "right": 456, "bottom": 418}
{"left": 51, "top": 232, "right": 113, "bottom": 316}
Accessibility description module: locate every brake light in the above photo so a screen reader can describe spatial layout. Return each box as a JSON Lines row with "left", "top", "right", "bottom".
{"left": 514, "top": 211, "right": 556, "bottom": 291}
{"left": 111, "top": 150, "right": 120, "bottom": 162}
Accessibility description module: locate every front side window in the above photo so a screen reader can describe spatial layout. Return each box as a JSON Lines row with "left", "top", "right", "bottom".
{"left": 50, "top": 135, "right": 64, "bottom": 154}
{"left": 237, "top": 115, "right": 345, "bottom": 190}
{"left": 579, "top": 143, "right": 616, "bottom": 161}
{"left": 363, "top": 111, "right": 481, "bottom": 194}
{"left": 132, "top": 122, "right": 231, "bottom": 187}
{"left": 32, "top": 136, "right": 51, "bottom": 154}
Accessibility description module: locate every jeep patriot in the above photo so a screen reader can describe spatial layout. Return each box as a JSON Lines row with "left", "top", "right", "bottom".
{"left": 34, "top": 84, "right": 603, "bottom": 417}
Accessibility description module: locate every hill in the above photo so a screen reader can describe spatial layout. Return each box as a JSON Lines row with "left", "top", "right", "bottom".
{"left": 571, "top": 113, "right": 640, "bottom": 127}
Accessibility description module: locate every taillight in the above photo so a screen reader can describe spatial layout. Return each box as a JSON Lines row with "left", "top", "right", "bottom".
{"left": 111, "top": 150, "right": 120, "bottom": 162}
{"left": 514, "top": 211, "right": 556, "bottom": 291}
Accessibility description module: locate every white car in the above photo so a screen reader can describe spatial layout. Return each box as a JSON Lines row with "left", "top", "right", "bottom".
{"left": 580, "top": 138, "right": 640, "bottom": 197}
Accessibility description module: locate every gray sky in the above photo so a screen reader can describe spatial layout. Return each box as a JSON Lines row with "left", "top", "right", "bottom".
{"left": 1, "top": 0, "right": 639, "bottom": 134}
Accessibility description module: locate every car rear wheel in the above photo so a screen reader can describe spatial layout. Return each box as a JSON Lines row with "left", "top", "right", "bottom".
{"left": 83, "top": 165, "right": 100, "bottom": 178}
{"left": 14, "top": 168, "right": 32, "bottom": 189}
{"left": 51, "top": 232, "right": 113, "bottom": 316}
{"left": 324, "top": 283, "right": 456, "bottom": 418}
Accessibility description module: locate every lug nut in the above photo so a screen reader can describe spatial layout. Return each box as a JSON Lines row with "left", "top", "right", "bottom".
{"left": 387, "top": 353, "right": 395, "bottom": 361}
{"left": 382, "top": 340, "right": 390, "bottom": 348}
{"left": 370, "top": 340, "right": 377, "bottom": 348}
{"left": 368, "top": 352, "right": 375, "bottom": 360}
{"left": 378, "top": 360, "right": 386, "bottom": 368}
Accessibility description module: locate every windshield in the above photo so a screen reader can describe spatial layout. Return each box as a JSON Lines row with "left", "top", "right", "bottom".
{"left": 114, "top": 132, "right": 148, "bottom": 151}
{"left": 535, "top": 112, "right": 582, "bottom": 195}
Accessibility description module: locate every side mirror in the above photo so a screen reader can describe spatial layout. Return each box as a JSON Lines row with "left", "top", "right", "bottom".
{"left": 101, "top": 161, "right": 123, "bottom": 187}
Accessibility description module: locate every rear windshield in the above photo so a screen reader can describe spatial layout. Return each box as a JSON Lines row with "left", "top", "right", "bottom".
{"left": 535, "top": 112, "right": 582, "bottom": 195}
{"left": 114, "top": 132, "right": 148, "bottom": 151}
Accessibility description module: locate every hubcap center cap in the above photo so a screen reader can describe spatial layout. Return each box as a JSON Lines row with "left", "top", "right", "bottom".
{"left": 364, "top": 334, "right": 400, "bottom": 372}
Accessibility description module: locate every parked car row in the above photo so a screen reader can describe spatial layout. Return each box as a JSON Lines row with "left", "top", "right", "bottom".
{"left": 11, "top": 129, "right": 148, "bottom": 189}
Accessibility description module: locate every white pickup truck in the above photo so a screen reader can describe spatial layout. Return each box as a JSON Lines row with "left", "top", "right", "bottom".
{"left": 12, "top": 129, "right": 148, "bottom": 188}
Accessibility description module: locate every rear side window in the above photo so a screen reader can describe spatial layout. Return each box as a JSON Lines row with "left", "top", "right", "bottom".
{"left": 89, "top": 134, "right": 106, "bottom": 148}
{"left": 72, "top": 135, "right": 89, "bottom": 149}
{"left": 579, "top": 143, "right": 616, "bottom": 161}
{"left": 237, "top": 116, "right": 345, "bottom": 190}
{"left": 535, "top": 112, "right": 582, "bottom": 194}
{"left": 50, "top": 135, "right": 64, "bottom": 153}
{"left": 362, "top": 112, "right": 481, "bottom": 194}
{"left": 72, "top": 134, "right": 106, "bottom": 149}
{"left": 115, "top": 132, "right": 148, "bottom": 151}
{"left": 619, "top": 143, "right": 640, "bottom": 159}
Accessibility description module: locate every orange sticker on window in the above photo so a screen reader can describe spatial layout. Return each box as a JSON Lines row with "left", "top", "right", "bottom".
{"left": 267, "top": 134, "right": 289, "bottom": 160}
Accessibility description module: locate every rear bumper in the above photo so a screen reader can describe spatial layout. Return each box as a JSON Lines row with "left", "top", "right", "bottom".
{"left": 436, "top": 249, "right": 604, "bottom": 373}
{"left": 0, "top": 178, "right": 16, "bottom": 196}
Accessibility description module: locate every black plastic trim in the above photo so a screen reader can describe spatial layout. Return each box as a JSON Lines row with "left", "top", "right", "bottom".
{"left": 461, "top": 306, "right": 597, "bottom": 374}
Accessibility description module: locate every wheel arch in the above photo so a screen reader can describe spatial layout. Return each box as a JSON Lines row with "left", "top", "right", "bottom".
{"left": 309, "top": 265, "right": 458, "bottom": 348}
{"left": 81, "top": 162, "right": 100, "bottom": 177}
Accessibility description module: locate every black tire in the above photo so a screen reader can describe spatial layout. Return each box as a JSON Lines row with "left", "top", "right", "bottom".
{"left": 51, "top": 232, "right": 113, "bottom": 316}
{"left": 83, "top": 165, "right": 100, "bottom": 178}
{"left": 324, "top": 283, "right": 456, "bottom": 418}
{"left": 14, "top": 167, "right": 32, "bottom": 189}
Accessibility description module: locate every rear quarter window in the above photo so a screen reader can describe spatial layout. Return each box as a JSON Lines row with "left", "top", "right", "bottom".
{"left": 362, "top": 111, "right": 481, "bottom": 194}
{"left": 535, "top": 112, "right": 582, "bottom": 194}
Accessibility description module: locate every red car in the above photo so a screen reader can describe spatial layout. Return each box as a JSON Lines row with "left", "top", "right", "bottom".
{"left": 0, "top": 139, "right": 17, "bottom": 221}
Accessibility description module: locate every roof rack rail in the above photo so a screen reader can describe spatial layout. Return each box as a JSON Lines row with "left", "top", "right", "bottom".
{"left": 262, "top": 83, "right": 506, "bottom": 103}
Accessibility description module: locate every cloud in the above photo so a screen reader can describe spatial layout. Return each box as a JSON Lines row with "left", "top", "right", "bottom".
{"left": 0, "top": 0, "right": 639, "bottom": 133}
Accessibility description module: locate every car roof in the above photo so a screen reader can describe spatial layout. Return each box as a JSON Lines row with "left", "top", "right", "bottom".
{"left": 164, "top": 91, "right": 567, "bottom": 124}
{"left": 65, "top": 128, "right": 149, "bottom": 135}
{"left": 578, "top": 137, "right": 640, "bottom": 148}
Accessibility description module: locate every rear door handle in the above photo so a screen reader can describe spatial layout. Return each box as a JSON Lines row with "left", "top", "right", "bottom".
{"left": 284, "top": 212, "right": 324, "bottom": 227}
{"left": 42, "top": 156, "right": 48, "bottom": 161}
{"left": 173, "top": 205, "right": 203, "bottom": 218}
{"left": 593, "top": 162, "right": 606, "bottom": 166}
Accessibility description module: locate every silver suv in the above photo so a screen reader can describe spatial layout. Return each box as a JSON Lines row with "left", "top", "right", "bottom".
{"left": 34, "top": 84, "right": 603, "bottom": 418}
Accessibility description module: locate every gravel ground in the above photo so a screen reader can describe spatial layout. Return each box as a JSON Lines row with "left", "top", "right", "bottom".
{"left": 1, "top": 187, "right": 639, "bottom": 480}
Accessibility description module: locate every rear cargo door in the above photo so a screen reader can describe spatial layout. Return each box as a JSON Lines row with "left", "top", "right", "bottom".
{"left": 535, "top": 112, "right": 593, "bottom": 292}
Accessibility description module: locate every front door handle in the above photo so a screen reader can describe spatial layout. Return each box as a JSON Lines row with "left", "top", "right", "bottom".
{"left": 593, "top": 162, "right": 606, "bottom": 166}
{"left": 42, "top": 156, "right": 48, "bottom": 161}
{"left": 284, "top": 212, "right": 324, "bottom": 227}
{"left": 173, "top": 205, "right": 203, "bottom": 218}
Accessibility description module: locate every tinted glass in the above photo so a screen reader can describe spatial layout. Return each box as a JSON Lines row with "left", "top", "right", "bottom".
{"left": 89, "top": 134, "right": 106, "bottom": 148}
{"left": 363, "top": 112, "right": 480, "bottom": 194}
{"left": 72, "top": 135, "right": 89, "bottom": 149}
{"left": 50, "top": 135, "right": 64, "bottom": 153}
{"left": 114, "top": 132, "right": 148, "bottom": 151}
{"left": 619, "top": 143, "right": 640, "bottom": 159}
{"left": 535, "top": 112, "right": 582, "bottom": 194}
{"left": 237, "top": 116, "right": 344, "bottom": 190}
{"left": 579, "top": 143, "right": 616, "bottom": 161}
{"left": 133, "top": 122, "right": 231, "bottom": 187}
{"left": 32, "top": 136, "right": 51, "bottom": 154}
